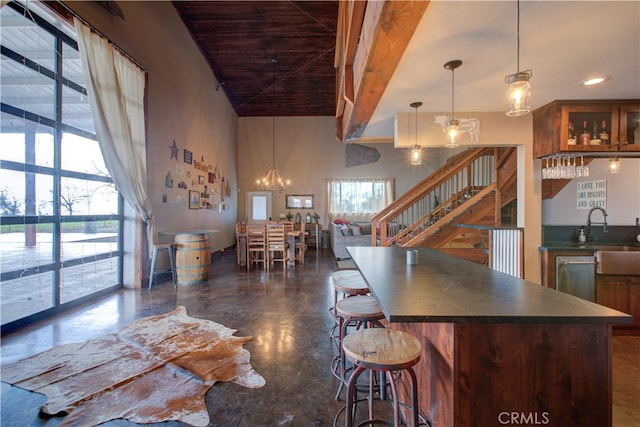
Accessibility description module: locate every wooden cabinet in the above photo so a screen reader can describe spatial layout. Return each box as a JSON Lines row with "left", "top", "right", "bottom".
{"left": 596, "top": 274, "right": 640, "bottom": 332}
{"left": 533, "top": 99, "right": 640, "bottom": 158}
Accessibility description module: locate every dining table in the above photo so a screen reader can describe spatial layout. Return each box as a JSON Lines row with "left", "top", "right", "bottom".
{"left": 237, "top": 225, "right": 300, "bottom": 268}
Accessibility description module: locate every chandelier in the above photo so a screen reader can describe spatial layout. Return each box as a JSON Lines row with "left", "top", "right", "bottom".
{"left": 257, "top": 58, "right": 290, "bottom": 192}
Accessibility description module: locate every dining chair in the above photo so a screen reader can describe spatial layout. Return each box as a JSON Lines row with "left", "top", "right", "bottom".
{"left": 266, "top": 223, "right": 287, "bottom": 270}
{"left": 295, "top": 221, "right": 306, "bottom": 264}
{"left": 246, "top": 223, "right": 266, "bottom": 271}
{"left": 235, "top": 222, "right": 246, "bottom": 265}
{"left": 280, "top": 221, "right": 294, "bottom": 232}
{"left": 148, "top": 219, "right": 176, "bottom": 290}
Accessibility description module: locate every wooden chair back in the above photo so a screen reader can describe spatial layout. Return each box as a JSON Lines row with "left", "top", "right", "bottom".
{"left": 295, "top": 222, "right": 306, "bottom": 264}
{"left": 266, "top": 224, "right": 287, "bottom": 269}
{"left": 235, "top": 222, "right": 246, "bottom": 265}
{"left": 246, "top": 223, "right": 266, "bottom": 271}
{"left": 280, "top": 221, "right": 294, "bottom": 232}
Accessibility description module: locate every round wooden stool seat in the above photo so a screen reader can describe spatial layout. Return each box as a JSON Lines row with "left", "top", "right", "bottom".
{"left": 339, "top": 328, "right": 422, "bottom": 427}
{"left": 335, "top": 295, "right": 384, "bottom": 321}
{"left": 332, "top": 270, "right": 369, "bottom": 295}
{"left": 343, "top": 328, "right": 421, "bottom": 370}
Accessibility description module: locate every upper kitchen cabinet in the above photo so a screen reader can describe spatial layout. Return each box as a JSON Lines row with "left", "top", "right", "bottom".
{"left": 533, "top": 100, "right": 640, "bottom": 158}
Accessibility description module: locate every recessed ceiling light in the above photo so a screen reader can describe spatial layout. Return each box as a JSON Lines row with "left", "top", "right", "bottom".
{"left": 582, "top": 76, "right": 610, "bottom": 86}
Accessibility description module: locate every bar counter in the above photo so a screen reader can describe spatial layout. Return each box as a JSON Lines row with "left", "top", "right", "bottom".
{"left": 348, "top": 246, "right": 631, "bottom": 427}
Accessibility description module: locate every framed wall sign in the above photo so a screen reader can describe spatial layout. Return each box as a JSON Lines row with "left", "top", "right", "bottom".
{"left": 286, "top": 194, "right": 313, "bottom": 209}
{"left": 183, "top": 149, "right": 193, "bottom": 164}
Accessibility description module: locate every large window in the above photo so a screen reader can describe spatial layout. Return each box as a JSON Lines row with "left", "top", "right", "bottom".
{"left": 327, "top": 178, "right": 394, "bottom": 223}
{"left": 1, "top": 1, "right": 123, "bottom": 332}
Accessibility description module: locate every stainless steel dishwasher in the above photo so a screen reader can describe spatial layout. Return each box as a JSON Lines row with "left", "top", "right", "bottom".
{"left": 555, "top": 255, "right": 596, "bottom": 301}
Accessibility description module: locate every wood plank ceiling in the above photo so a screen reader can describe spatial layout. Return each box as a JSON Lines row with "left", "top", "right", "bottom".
{"left": 172, "top": 1, "right": 338, "bottom": 117}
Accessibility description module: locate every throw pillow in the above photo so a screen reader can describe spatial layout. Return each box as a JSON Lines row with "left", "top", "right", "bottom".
{"left": 340, "top": 224, "right": 353, "bottom": 236}
{"left": 348, "top": 224, "right": 362, "bottom": 236}
{"left": 333, "top": 218, "right": 350, "bottom": 225}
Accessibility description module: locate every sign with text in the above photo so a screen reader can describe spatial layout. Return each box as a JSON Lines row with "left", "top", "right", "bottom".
{"left": 577, "top": 180, "right": 606, "bottom": 209}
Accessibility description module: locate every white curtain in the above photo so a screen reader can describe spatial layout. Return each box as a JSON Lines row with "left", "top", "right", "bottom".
{"left": 74, "top": 19, "right": 151, "bottom": 223}
{"left": 326, "top": 178, "right": 394, "bottom": 223}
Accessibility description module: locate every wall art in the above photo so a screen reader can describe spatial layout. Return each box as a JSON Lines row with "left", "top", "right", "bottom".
{"left": 169, "top": 140, "right": 179, "bottom": 160}
{"left": 286, "top": 194, "right": 314, "bottom": 209}
{"left": 189, "top": 190, "right": 199, "bottom": 209}
{"left": 183, "top": 149, "right": 193, "bottom": 165}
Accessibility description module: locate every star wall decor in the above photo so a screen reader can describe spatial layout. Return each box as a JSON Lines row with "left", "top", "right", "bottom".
{"left": 169, "top": 139, "right": 179, "bottom": 160}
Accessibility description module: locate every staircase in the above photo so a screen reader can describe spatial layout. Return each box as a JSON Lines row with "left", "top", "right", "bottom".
{"left": 371, "top": 147, "right": 517, "bottom": 265}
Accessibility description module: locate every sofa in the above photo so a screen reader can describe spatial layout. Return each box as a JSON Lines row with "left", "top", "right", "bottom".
{"left": 329, "top": 220, "right": 373, "bottom": 260}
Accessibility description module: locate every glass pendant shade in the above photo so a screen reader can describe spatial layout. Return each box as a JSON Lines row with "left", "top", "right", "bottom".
{"left": 409, "top": 101, "right": 423, "bottom": 166}
{"left": 608, "top": 158, "right": 620, "bottom": 174}
{"left": 445, "top": 118, "right": 460, "bottom": 148}
{"left": 410, "top": 145, "right": 422, "bottom": 166}
{"left": 443, "top": 60, "right": 462, "bottom": 148}
{"left": 506, "top": 71, "right": 532, "bottom": 117}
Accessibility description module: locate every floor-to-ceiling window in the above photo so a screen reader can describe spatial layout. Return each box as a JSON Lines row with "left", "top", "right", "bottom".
{"left": 1, "top": 1, "right": 123, "bottom": 332}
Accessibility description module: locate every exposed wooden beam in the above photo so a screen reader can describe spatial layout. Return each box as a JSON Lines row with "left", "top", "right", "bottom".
{"left": 335, "top": 1, "right": 430, "bottom": 142}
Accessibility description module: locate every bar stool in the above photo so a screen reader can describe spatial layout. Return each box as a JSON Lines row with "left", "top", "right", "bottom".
{"left": 332, "top": 270, "right": 370, "bottom": 314}
{"left": 332, "top": 295, "right": 385, "bottom": 401}
{"left": 330, "top": 271, "right": 371, "bottom": 338}
{"left": 342, "top": 328, "right": 421, "bottom": 427}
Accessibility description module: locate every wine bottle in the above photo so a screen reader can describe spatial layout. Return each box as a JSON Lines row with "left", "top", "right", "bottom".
{"left": 590, "top": 121, "right": 601, "bottom": 145}
{"left": 599, "top": 120, "right": 610, "bottom": 145}
{"left": 579, "top": 120, "right": 590, "bottom": 145}
{"left": 567, "top": 122, "right": 576, "bottom": 145}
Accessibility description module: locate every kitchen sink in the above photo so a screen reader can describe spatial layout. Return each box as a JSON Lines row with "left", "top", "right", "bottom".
{"left": 596, "top": 250, "right": 640, "bottom": 275}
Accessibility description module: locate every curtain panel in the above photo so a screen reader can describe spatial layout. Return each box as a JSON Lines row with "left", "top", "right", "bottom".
{"left": 325, "top": 178, "right": 394, "bottom": 224}
{"left": 74, "top": 19, "right": 151, "bottom": 223}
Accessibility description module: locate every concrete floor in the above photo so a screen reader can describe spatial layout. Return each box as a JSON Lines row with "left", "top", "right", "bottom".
{"left": 1, "top": 248, "right": 638, "bottom": 427}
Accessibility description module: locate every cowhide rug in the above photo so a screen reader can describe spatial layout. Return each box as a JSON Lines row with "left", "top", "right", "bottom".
{"left": 1, "top": 306, "right": 265, "bottom": 426}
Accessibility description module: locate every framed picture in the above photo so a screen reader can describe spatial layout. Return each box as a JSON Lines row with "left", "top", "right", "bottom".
{"left": 286, "top": 194, "right": 313, "bottom": 209}
{"left": 189, "top": 190, "right": 200, "bottom": 209}
{"left": 183, "top": 149, "right": 193, "bottom": 164}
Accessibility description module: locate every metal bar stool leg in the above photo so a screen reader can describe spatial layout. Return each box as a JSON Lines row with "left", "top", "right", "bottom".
{"left": 149, "top": 247, "right": 159, "bottom": 290}
{"left": 167, "top": 244, "right": 177, "bottom": 288}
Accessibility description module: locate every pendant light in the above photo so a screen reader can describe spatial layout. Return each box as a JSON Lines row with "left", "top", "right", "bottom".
{"left": 409, "top": 101, "right": 423, "bottom": 166}
{"left": 444, "top": 60, "right": 462, "bottom": 148}
{"left": 257, "top": 58, "right": 290, "bottom": 192}
{"left": 505, "top": 0, "right": 532, "bottom": 117}
{"left": 608, "top": 158, "right": 620, "bottom": 174}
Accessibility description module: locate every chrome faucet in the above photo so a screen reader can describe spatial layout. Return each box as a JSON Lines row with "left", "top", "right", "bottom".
{"left": 586, "top": 207, "right": 608, "bottom": 241}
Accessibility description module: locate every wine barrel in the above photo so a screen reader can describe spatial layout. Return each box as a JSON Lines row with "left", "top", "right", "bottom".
{"left": 174, "top": 233, "right": 211, "bottom": 284}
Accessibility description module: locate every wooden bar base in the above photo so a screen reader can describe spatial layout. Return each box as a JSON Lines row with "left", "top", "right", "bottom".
{"left": 392, "top": 322, "right": 612, "bottom": 427}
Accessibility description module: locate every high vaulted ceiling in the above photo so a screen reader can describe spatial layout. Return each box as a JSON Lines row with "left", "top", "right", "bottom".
{"left": 172, "top": 1, "right": 338, "bottom": 117}
{"left": 172, "top": 1, "right": 640, "bottom": 141}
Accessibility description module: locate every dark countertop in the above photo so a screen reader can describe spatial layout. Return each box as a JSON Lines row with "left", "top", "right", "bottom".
{"left": 347, "top": 246, "right": 632, "bottom": 324}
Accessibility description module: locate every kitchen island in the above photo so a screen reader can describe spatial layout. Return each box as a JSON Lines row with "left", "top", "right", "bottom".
{"left": 347, "top": 246, "right": 632, "bottom": 427}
